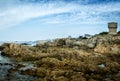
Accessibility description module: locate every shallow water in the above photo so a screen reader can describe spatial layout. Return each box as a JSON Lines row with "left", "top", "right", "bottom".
{"left": 0, "top": 51, "right": 37, "bottom": 81}
{"left": 0, "top": 54, "right": 11, "bottom": 63}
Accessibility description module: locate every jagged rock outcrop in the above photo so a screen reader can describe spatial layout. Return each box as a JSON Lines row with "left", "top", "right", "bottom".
{"left": 36, "top": 34, "right": 120, "bottom": 54}
{"left": 73, "top": 34, "right": 120, "bottom": 51}
{"left": 0, "top": 34, "right": 120, "bottom": 81}
{"left": 1, "top": 34, "right": 120, "bottom": 60}
{"left": 0, "top": 43, "right": 39, "bottom": 61}
{"left": 92, "top": 35, "right": 120, "bottom": 54}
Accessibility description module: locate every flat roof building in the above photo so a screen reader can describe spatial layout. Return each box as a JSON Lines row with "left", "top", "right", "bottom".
{"left": 108, "top": 22, "right": 117, "bottom": 35}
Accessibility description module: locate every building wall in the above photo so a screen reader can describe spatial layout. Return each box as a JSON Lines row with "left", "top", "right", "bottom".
{"left": 108, "top": 22, "right": 117, "bottom": 35}
{"left": 109, "top": 28, "right": 117, "bottom": 34}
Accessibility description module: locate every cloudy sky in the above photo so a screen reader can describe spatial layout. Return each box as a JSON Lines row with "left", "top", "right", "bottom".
{"left": 0, "top": 0, "right": 120, "bottom": 41}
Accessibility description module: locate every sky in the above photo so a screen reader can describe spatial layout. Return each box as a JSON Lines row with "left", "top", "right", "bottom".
{"left": 0, "top": 0, "right": 120, "bottom": 41}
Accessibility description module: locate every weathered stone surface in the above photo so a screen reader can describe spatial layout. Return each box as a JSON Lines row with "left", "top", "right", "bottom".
{"left": 0, "top": 34, "right": 120, "bottom": 81}
{"left": 0, "top": 43, "right": 38, "bottom": 61}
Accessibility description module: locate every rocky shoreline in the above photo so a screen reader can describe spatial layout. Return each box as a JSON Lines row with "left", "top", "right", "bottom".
{"left": 0, "top": 34, "right": 120, "bottom": 81}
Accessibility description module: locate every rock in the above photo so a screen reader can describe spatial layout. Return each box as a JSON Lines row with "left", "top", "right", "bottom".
{"left": 0, "top": 34, "right": 120, "bottom": 81}
{"left": 0, "top": 43, "right": 37, "bottom": 61}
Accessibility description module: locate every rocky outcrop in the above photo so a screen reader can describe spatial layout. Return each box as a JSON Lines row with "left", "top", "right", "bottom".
{"left": 0, "top": 34, "right": 120, "bottom": 81}
{"left": 20, "top": 56, "right": 120, "bottom": 81}
{"left": 1, "top": 34, "right": 120, "bottom": 60}
{"left": 0, "top": 43, "right": 39, "bottom": 61}
{"left": 92, "top": 35, "right": 120, "bottom": 54}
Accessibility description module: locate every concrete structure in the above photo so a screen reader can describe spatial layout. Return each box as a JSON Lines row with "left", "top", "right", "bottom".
{"left": 84, "top": 34, "right": 92, "bottom": 38}
{"left": 108, "top": 22, "right": 117, "bottom": 34}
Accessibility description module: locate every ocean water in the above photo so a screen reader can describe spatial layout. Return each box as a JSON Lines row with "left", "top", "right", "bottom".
{"left": 0, "top": 41, "right": 39, "bottom": 46}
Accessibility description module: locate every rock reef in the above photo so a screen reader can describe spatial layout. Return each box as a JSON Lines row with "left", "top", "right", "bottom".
{"left": 0, "top": 34, "right": 120, "bottom": 81}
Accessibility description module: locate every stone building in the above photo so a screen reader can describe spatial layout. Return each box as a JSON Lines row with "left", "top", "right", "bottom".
{"left": 108, "top": 22, "right": 117, "bottom": 34}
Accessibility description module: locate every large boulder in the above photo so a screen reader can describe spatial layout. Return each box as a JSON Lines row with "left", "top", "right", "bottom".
{"left": 93, "top": 35, "right": 120, "bottom": 54}
{"left": 74, "top": 34, "right": 120, "bottom": 54}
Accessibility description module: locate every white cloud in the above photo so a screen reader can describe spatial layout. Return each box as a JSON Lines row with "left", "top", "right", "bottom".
{"left": 0, "top": 1, "right": 120, "bottom": 29}
{"left": 0, "top": 2, "right": 77, "bottom": 29}
{"left": 38, "top": 2, "right": 120, "bottom": 25}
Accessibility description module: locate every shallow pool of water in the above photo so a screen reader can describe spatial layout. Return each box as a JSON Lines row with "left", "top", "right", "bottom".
{"left": 0, "top": 51, "right": 37, "bottom": 81}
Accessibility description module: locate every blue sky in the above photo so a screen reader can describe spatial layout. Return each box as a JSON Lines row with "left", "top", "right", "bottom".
{"left": 0, "top": 0, "right": 120, "bottom": 41}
